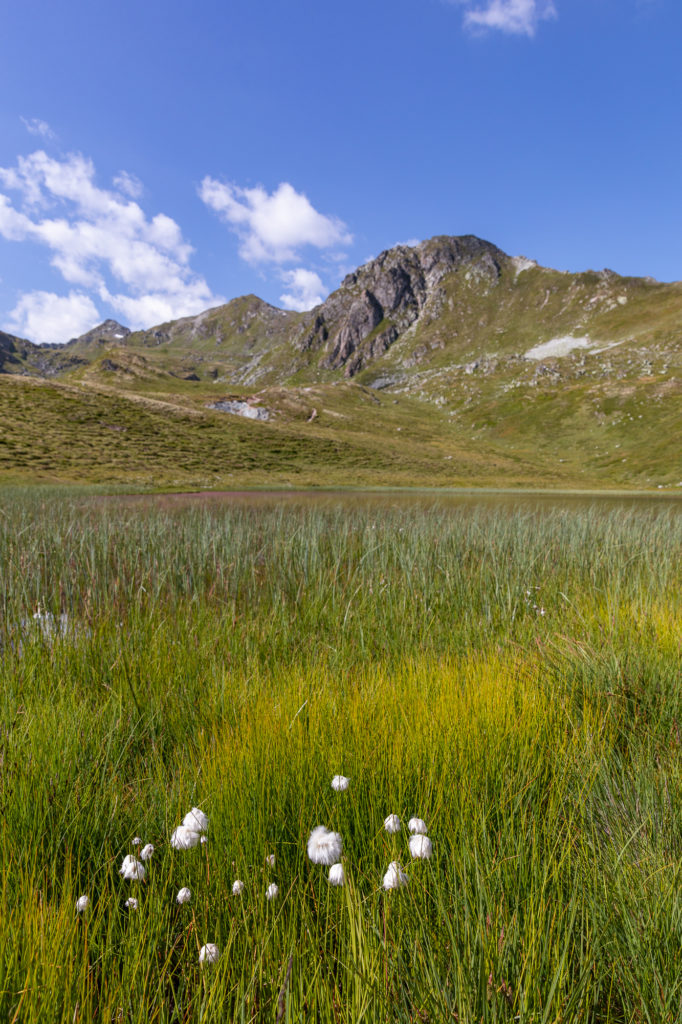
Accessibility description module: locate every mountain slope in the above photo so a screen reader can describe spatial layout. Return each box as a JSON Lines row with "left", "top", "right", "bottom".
{"left": 1, "top": 235, "right": 680, "bottom": 490}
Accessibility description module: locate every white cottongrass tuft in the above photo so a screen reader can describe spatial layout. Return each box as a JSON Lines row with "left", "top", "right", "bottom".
{"left": 266, "top": 883, "right": 279, "bottom": 900}
{"left": 125, "top": 897, "right": 139, "bottom": 910}
{"left": 265, "top": 853, "right": 275, "bottom": 867}
{"left": 408, "top": 818, "right": 428, "bottom": 835}
{"left": 119, "top": 855, "right": 146, "bottom": 881}
{"left": 409, "top": 834, "right": 433, "bottom": 860}
{"left": 307, "top": 825, "right": 343, "bottom": 865}
{"left": 331, "top": 775, "right": 350, "bottom": 792}
{"left": 139, "top": 843, "right": 154, "bottom": 861}
{"left": 170, "top": 826, "right": 201, "bottom": 850}
{"left": 232, "top": 879, "right": 245, "bottom": 895}
{"left": 200, "top": 835, "right": 208, "bottom": 845}
{"left": 383, "top": 814, "right": 401, "bottom": 834}
{"left": 199, "top": 943, "right": 220, "bottom": 964}
{"left": 328, "top": 862, "right": 345, "bottom": 886}
{"left": 382, "top": 861, "right": 408, "bottom": 890}
{"left": 132, "top": 836, "right": 142, "bottom": 846}
{"left": 183, "top": 807, "right": 208, "bottom": 833}
{"left": 76, "top": 894, "right": 89, "bottom": 913}
{"left": 176, "top": 886, "right": 192, "bottom": 904}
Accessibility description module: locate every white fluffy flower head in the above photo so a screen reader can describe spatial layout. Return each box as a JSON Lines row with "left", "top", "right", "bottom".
{"left": 328, "top": 862, "right": 345, "bottom": 886}
{"left": 176, "top": 886, "right": 192, "bottom": 904}
{"left": 76, "top": 894, "right": 89, "bottom": 913}
{"left": 265, "top": 853, "right": 275, "bottom": 867}
{"left": 409, "top": 834, "right": 433, "bottom": 860}
{"left": 139, "top": 843, "right": 154, "bottom": 861}
{"left": 383, "top": 814, "right": 401, "bottom": 834}
{"left": 232, "top": 879, "right": 245, "bottom": 895}
{"left": 331, "top": 775, "right": 350, "bottom": 792}
{"left": 183, "top": 807, "right": 208, "bottom": 833}
{"left": 125, "top": 897, "right": 139, "bottom": 910}
{"left": 266, "top": 883, "right": 279, "bottom": 900}
{"left": 199, "top": 943, "right": 220, "bottom": 964}
{"left": 307, "top": 825, "right": 343, "bottom": 866}
{"left": 132, "top": 836, "right": 142, "bottom": 846}
{"left": 382, "top": 861, "right": 408, "bottom": 890}
{"left": 408, "top": 818, "right": 428, "bottom": 835}
{"left": 119, "top": 855, "right": 145, "bottom": 882}
{"left": 170, "top": 826, "right": 201, "bottom": 850}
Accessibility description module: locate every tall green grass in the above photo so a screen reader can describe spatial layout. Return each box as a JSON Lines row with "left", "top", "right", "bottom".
{"left": 0, "top": 488, "right": 681, "bottom": 1022}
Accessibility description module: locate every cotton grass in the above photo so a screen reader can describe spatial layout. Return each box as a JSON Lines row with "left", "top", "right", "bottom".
{"left": 328, "top": 863, "right": 345, "bottom": 886}
{"left": 119, "top": 855, "right": 145, "bottom": 881}
{"left": 382, "top": 862, "right": 408, "bottom": 890}
{"left": 383, "top": 814, "right": 401, "bottom": 834}
{"left": 199, "top": 943, "right": 220, "bottom": 965}
{"left": 170, "top": 826, "right": 201, "bottom": 850}
{"left": 307, "top": 826, "right": 343, "bottom": 866}
{"left": 409, "top": 834, "right": 433, "bottom": 860}
{"left": 407, "top": 817, "right": 427, "bottom": 835}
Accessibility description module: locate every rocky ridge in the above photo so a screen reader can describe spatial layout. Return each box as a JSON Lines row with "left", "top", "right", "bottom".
{"left": 295, "top": 235, "right": 508, "bottom": 375}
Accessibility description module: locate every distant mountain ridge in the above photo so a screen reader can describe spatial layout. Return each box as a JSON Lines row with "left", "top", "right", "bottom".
{"left": 5, "top": 233, "right": 680, "bottom": 388}
{"left": 1, "top": 234, "right": 679, "bottom": 493}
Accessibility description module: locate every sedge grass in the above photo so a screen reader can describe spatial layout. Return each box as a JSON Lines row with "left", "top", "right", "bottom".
{"left": 0, "top": 489, "right": 680, "bottom": 1022}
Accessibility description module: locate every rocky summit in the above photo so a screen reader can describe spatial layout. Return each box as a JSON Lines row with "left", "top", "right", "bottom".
{"left": 295, "top": 236, "right": 507, "bottom": 375}
{"left": 0, "top": 234, "right": 680, "bottom": 491}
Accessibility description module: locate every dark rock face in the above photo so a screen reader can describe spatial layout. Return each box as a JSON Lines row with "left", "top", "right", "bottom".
{"left": 327, "top": 290, "right": 384, "bottom": 368}
{"left": 0, "top": 330, "right": 45, "bottom": 373}
{"left": 296, "top": 235, "right": 508, "bottom": 376}
{"left": 0, "top": 332, "right": 22, "bottom": 372}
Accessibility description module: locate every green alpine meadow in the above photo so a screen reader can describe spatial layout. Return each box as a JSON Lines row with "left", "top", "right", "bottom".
{"left": 1, "top": 487, "right": 681, "bottom": 1022}
{"left": 3, "top": 2, "right": 682, "bottom": 1019}
{"left": 1, "top": 237, "right": 680, "bottom": 492}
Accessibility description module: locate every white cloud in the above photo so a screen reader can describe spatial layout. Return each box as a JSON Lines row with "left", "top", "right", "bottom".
{"left": 100, "top": 278, "right": 219, "bottom": 326}
{"left": 453, "top": 0, "right": 557, "bottom": 36}
{"left": 113, "top": 170, "right": 143, "bottom": 199}
{"left": 0, "top": 150, "right": 223, "bottom": 337}
{"left": 279, "top": 268, "right": 326, "bottom": 312}
{"left": 20, "top": 117, "right": 56, "bottom": 140}
{"left": 199, "top": 178, "right": 352, "bottom": 263}
{"left": 6, "top": 290, "right": 100, "bottom": 345}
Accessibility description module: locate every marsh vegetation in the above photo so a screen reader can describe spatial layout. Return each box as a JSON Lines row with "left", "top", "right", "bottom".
{"left": 0, "top": 489, "right": 680, "bottom": 1022}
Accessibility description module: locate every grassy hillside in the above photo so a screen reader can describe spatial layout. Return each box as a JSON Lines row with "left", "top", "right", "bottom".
{"left": 1, "top": 237, "right": 680, "bottom": 490}
{"left": 1, "top": 368, "right": 680, "bottom": 490}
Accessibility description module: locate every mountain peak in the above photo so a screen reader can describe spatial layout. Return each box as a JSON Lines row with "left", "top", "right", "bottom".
{"left": 68, "top": 320, "right": 131, "bottom": 347}
{"left": 298, "top": 234, "right": 510, "bottom": 376}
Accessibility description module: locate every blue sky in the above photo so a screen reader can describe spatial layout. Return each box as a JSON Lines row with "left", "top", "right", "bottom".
{"left": 0, "top": 0, "right": 680, "bottom": 343}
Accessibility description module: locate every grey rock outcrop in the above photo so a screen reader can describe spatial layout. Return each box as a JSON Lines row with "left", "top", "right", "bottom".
{"left": 295, "top": 235, "right": 508, "bottom": 376}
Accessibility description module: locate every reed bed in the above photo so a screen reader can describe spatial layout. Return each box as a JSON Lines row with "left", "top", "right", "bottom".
{"left": 0, "top": 488, "right": 681, "bottom": 1023}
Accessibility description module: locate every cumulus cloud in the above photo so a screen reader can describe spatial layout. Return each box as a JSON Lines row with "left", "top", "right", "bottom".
{"left": 113, "top": 170, "right": 144, "bottom": 199}
{"left": 0, "top": 150, "right": 222, "bottom": 340}
{"left": 279, "top": 268, "right": 326, "bottom": 312}
{"left": 6, "top": 290, "right": 100, "bottom": 345}
{"left": 452, "top": 0, "right": 557, "bottom": 36}
{"left": 199, "top": 178, "right": 352, "bottom": 263}
{"left": 20, "top": 117, "right": 56, "bottom": 140}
